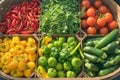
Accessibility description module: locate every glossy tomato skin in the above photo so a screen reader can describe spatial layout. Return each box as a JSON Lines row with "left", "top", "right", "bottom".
{"left": 87, "top": 26, "right": 97, "bottom": 34}
{"left": 99, "top": 5, "right": 109, "bottom": 14}
{"left": 86, "top": 7, "right": 96, "bottom": 17}
{"left": 87, "top": 17, "right": 96, "bottom": 26}
{"left": 94, "top": 0, "right": 103, "bottom": 9}
{"left": 81, "top": 0, "right": 91, "bottom": 9}
{"left": 97, "top": 18, "right": 106, "bottom": 27}
{"left": 105, "top": 12, "right": 113, "bottom": 23}
{"left": 81, "top": 19, "right": 88, "bottom": 29}
{"left": 99, "top": 27, "right": 108, "bottom": 35}
{"left": 108, "top": 20, "right": 118, "bottom": 30}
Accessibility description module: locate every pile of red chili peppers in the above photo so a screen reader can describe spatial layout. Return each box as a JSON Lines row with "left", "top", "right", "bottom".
{"left": 0, "top": 0, "right": 40, "bottom": 34}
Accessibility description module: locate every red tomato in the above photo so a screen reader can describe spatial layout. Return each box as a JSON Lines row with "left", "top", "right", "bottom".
{"left": 99, "top": 5, "right": 109, "bottom": 14}
{"left": 104, "top": 12, "right": 113, "bottom": 23}
{"left": 87, "top": 26, "right": 97, "bottom": 34}
{"left": 108, "top": 20, "right": 118, "bottom": 30}
{"left": 97, "top": 18, "right": 106, "bottom": 27}
{"left": 81, "top": 19, "right": 88, "bottom": 29}
{"left": 86, "top": 7, "right": 96, "bottom": 17}
{"left": 94, "top": 0, "right": 103, "bottom": 8}
{"left": 87, "top": 17, "right": 96, "bottom": 26}
{"left": 81, "top": 0, "right": 91, "bottom": 9}
{"left": 99, "top": 27, "right": 109, "bottom": 35}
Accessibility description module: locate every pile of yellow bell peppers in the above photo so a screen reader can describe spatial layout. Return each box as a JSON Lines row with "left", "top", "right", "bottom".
{"left": 0, "top": 36, "right": 37, "bottom": 78}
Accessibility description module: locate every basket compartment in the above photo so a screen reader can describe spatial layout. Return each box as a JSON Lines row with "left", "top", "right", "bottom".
{"left": 0, "top": 34, "right": 39, "bottom": 79}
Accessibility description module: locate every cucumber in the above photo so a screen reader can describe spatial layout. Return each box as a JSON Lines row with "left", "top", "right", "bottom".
{"left": 86, "top": 37, "right": 103, "bottom": 42}
{"left": 85, "top": 62, "right": 99, "bottom": 72}
{"left": 98, "top": 65, "right": 119, "bottom": 76}
{"left": 85, "top": 68, "right": 96, "bottom": 77}
{"left": 101, "top": 41, "right": 119, "bottom": 51}
{"left": 95, "top": 29, "right": 119, "bottom": 49}
{"left": 106, "top": 48, "right": 120, "bottom": 54}
{"left": 85, "top": 40, "right": 99, "bottom": 47}
{"left": 103, "top": 54, "right": 120, "bottom": 68}
{"left": 83, "top": 46, "right": 107, "bottom": 59}
{"left": 84, "top": 52, "right": 102, "bottom": 62}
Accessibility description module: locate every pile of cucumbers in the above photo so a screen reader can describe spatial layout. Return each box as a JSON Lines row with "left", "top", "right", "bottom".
{"left": 83, "top": 29, "right": 120, "bottom": 77}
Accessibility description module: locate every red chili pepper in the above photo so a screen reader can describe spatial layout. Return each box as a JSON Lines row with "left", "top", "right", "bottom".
{"left": 11, "top": 14, "right": 19, "bottom": 19}
{"left": 11, "top": 19, "right": 16, "bottom": 28}
{"left": 19, "top": 30, "right": 33, "bottom": 34}
{"left": 6, "top": 19, "right": 11, "bottom": 29}
{"left": 11, "top": 10, "right": 19, "bottom": 14}
{"left": 16, "top": 21, "right": 23, "bottom": 32}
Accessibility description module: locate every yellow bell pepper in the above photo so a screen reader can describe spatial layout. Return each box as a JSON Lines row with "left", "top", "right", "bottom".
{"left": 20, "top": 40, "right": 27, "bottom": 47}
{"left": 2, "top": 65, "right": 10, "bottom": 74}
{"left": 3, "top": 37, "right": 11, "bottom": 44}
{"left": 18, "top": 61, "right": 26, "bottom": 71}
{"left": 24, "top": 69, "right": 32, "bottom": 77}
{"left": 7, "top": 60, "right": 19, "bottom": 71}
{"left": 15, "top": 45, "right": 24, "bottom": 54}
{"left": 27, "top": 37, "right": 36, "bottom": 44}
{"left": 10, "top": 41, "right": 20, "bottom": 48}
{"left": 0, "top": 38, "right": 2, "bottom": 43}
{"left": 25, "top": 46, "right": 37, "bottom": 55}
{"left": 38, "top": 48, "right": 43, "bottom": 56}
{"left": 19, "top": 53, "right": 28, "bottom": 62}
{"left": 9, "top": 48, "right": 16, "bottom": 56}
{"left": 28, "top": 53, "right": 36, "bottom": 62}
{"left": 27, "top": 61, "right": 35, "bottom": 70}
{"left": 37, "top": 66, "right": 49, "bottom": 78}
{"left": 12, "top": 36, "right": 20, "bottom": 41}
{"left": 0, "top": 42, "right": 9, "bottom": 52}
{"left": 10, "top": 69, "right": 23, "bottom": 77}
{"left": 44, "top": 36, "right": 52, "bottom": 46}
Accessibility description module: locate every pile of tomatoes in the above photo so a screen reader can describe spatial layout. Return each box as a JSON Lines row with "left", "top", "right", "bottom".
{"left": 81, "top": 0, "right": 118, "bottom": 35}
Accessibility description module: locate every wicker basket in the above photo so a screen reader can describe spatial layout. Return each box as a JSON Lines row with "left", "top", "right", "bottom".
{"left": 0, "top": 0, "right": 120, "bottom": 80}
{"left": 80, "top": 0, "right": 120, "bottom": 35}
{"left": 0, "top": 34, "right": 39, "bottom": 80}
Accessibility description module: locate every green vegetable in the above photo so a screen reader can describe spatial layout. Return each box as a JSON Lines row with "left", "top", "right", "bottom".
{"left": 59, "top": 48, "right": 69, "bottom": 59}
{"left": 57, "top": 71, "right": 65, "bottom": 78}
{"left": 85, "top": 62, "right": 99, "bottom": 72}
{"left": 66, "top": 71, "right": 76, "bottom": 78}
{"left": 41, "top": 45, "right": 50, "bottom": 55}
{"left": 84, "top": 52, "right": 102, "bottom": 62}
{"left": 39, "top": 0, "right": 80, "bottom": 34}
{"left": 95, "top": 29, "right": 119, "bottom": 49}
{"left": 48, "top": 57, "right": 57, "bottom": 67}
{"left": 38, "top": 56, "right": 48, "bottom": 66}
{"left": 103, "top": 54, "right": 120, "bottom": 68}
{"left": 67, "top": 37, "right": 76, "bottom": 44}
{"left": 83, "top": 46, "right": 107, "bottom": 59}
{"left": 63, "top": 61, "right": 72, "bottom": 71}
{"left": 98, "top": 65, "right": 119, "bottom": 76}
{"left": 84, "top": 68, "right": 96, "bottom": 77}
{"left": 70, "top": 42, "right": 80, "bottom": 55}
{"left": 102, "top": 41, "right": 119, "bottom": 51}
{"left": 71, "top": 57, "right": 82, "bottom": 68}
{"left": 47, "top": 68, "right": 57, "bottom": 78}
{"left": 55, "top": 63, "right": 63, "bottom": 71}
{"left": 106, "top": 48, "right": 120, "bottom": 54}
{"left": 78, "top": 48, "right": 84, "bottom": 59}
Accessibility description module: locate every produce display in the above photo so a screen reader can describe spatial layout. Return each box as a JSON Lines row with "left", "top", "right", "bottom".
{"left": 38, "top": 0, "right": 80, "bottom": 34}
{"left": 0, "top": 36, "right": 37, "bottom": 77}
{"left": 0, "top": 0, "right": 120, "bottom": 79}
{"left": 81, "top": 0, "right": 118, "bottom": 35}
{"left": 36, "top": 36, "right": 82, "bottom": 78}
{"left": 83, "top": 29, "right": 120, "bottom": 77}
{"left": 0, "top": 0, "right": 40, "bottom": 34}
